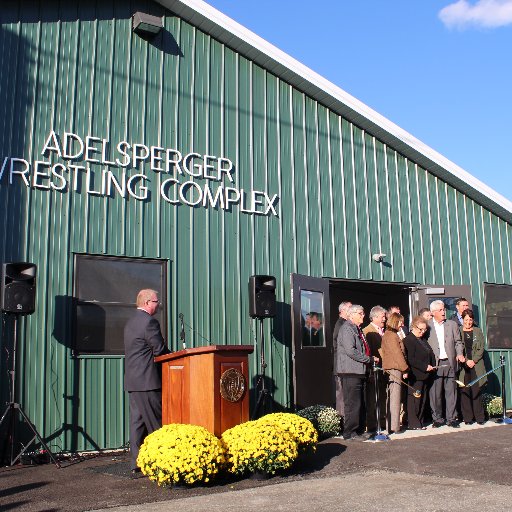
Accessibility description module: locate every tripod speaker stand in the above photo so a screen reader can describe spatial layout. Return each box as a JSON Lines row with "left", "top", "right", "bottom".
{"left": 248, "top": 275, "right": 276, "bottom": 419}
{"left": 251, "top": 317, "right": 272, "bottom": 419}
{"left": 0, "top": 313, "right": 60, "bottom": 467}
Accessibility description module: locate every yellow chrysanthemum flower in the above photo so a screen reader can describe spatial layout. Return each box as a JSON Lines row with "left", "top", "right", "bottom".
{"left": 137, "top": 423, "right": 223, "bottom": 487}
{"left": 221, "top": 420, "right": 299, "bottom": 475}
{"left": 256, "top": 413, "right": 318, "bottom": 454}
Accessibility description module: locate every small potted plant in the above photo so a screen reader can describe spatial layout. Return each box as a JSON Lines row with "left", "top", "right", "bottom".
{"left": 297, "top": 405, "right": 342, "bottom": 439}
{"left": 221, "top": 420, "right": 298, "bottom": 477}
{"left": 137, "top": 423, "right": 224, "bottom": 487}
{"left": 257, "top": 412, "right": 318, "bottom": 455}
{"left": 482, "top": 393, "right": 503, "bottom": 418}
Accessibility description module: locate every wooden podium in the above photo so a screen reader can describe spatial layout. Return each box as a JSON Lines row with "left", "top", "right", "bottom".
{"left": 155, "top": 345, "right": 254, "bottom": 436}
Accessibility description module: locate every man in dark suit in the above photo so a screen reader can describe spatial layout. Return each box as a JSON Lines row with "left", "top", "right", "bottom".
{"left": 453, "top": 297, "right": 470, "bottom": 326}
{"left": 427, "top": 299, "right": 465, "bottom": 428}
{"left": 333, "top": 301, "right": 352, "bottom": 417}
{"left": 309, "top": 312, "right": 324, "bottom": 346}
{"left": 124, "top": 289, "right": 170, "bottom": 473}
{"left": 337, "top": 305, "right": 379, "bottom": 440}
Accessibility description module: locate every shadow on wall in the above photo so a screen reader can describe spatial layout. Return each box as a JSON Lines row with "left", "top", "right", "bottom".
{"left": 1, "top": 0, "right": 185, "bottom": 454}
{"left": 138, "top": 21, "right": 184, "bottom": 57}
{"left": 272, "top": 301, "right": 292, "bottom": 351}
{"left": 272, "top": 301, "right": 293, "bottom": 409}
{"left": 250, "top": 373, "right": 285, "bottom": 420}
{"left": 245, "top": 301, "right": 292, "bottom": 415}
{"left": 0, "top": 1, "right": 184, "bottom": 55}
{"left": 483, "top": 350, "right": 501, "bottom": 397}
{"left": 53, "top": 295, "right": 107, "bottom": 452}
{"left": 0, "top": 19, "right": 34, "bottom": 460}
{"left": 250, "top": 301, "right": 292, "bottom": 412}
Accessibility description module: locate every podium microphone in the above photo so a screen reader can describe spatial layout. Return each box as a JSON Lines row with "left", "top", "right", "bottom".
{"left": 179, "top": 313, "right": 186, "bottom": 349}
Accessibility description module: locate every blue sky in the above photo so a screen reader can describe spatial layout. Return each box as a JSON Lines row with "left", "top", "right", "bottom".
{"left": 206, "top": 0, "right": 512, "bottom": 203}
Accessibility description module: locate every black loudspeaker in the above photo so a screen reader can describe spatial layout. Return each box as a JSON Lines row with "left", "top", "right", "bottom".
{"left": 1, "top": 262, "right": 37, "bottom": 314}
{"left": 249, "top": 275, "right": 276, "bottom": 318}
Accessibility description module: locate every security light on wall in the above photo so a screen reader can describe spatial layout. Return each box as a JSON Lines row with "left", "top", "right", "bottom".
{"left": 132, "top": 12, "right": 163, "bottom": 36}
{"left": 372, "top": 253, "right": 386, "bottom": 263}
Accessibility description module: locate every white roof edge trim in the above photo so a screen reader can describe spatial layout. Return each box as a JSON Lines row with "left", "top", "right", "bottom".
{"left": 156, "top": 0, "right": 512, "bottom": 220}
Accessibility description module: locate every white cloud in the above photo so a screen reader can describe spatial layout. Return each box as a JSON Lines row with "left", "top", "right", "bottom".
{"left": 439, "top": 0, "right": 512, "bottom": 29}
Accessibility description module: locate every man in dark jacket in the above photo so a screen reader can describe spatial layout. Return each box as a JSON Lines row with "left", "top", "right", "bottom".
{"left": 124, "top": 289, "right": 170, "bottom": 473}
{"left": 337, "top": 305, "right": 378, "bottom": 440}
{"left": 453, "top": 297, "right": 470, "bottom": 326}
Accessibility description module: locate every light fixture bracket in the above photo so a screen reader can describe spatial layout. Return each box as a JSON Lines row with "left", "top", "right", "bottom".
{"left": 132, "top": 12, "right": 163, "bottom": 37}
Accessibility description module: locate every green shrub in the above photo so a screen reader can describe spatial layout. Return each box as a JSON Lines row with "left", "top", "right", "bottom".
{"left": 482, "top": 393, "right": 503, "bottom": 417}
{"left": 297, "top": 405, "right": 342, "bottom": 439}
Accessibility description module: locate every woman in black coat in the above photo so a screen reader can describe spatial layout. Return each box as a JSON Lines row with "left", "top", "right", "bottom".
{"left": 403, "top": 316, "right": 436, "bottom": 430}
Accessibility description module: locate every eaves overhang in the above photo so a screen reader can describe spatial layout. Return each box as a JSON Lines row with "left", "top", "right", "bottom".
{"left": 156, "top": 0, "right": 512, "bottom": 224}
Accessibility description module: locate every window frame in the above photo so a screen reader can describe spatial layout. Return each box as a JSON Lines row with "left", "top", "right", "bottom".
{"left": 484, "top": 282, "right": 512, "bottom": 350}
{"left": 73, "top": 253, "right": 168, "bottom": 356}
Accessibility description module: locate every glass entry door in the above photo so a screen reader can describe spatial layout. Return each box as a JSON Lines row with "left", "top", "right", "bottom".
{"left": 291, "top": 273, "right": 332, "bottom": 409}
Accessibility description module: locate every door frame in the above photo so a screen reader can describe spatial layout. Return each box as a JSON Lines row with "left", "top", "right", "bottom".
{"left": 290, "top": 276, "right": 472, "bottom": 409}
{"left": 412, "top": 284, "right": 472, "bottom": 321}
{"left": 291, "top": 273, "right": 332, "bottom": 409}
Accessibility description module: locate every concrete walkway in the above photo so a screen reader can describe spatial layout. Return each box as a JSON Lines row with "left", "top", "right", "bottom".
{"left": 89, "top": 422, "right": 512, "bottom": 512}
{"left": 90, "top": 469, "right": 512, "bottom": 512}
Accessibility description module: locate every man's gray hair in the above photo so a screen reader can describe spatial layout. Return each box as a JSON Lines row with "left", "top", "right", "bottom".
{"left": 347, "top": 304, "right": 364, "bottom": 317}
{"left": 369, "top": 305, "right": 386, "bottom": 320}
{"left": 429, "top": 299, "right": 445, "bottom": 312}
{"left": 338, "top": 301, "right": 352, "bottom": 313}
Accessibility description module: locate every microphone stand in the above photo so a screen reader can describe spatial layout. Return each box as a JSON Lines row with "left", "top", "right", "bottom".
{"left": 179, "top": 313, "right": 186, "bottom": 350}
{"left": 496, "top": 356, "right": 512, "bottom": 424}
{"left": 371, "top": 360, "right": 389, "bottom": 441}
{"left": 251, "top": 317, "right": 270, "bottom": 419}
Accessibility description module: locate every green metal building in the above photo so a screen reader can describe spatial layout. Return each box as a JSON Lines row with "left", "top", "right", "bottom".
{"left": 2, "top": 0, "right": 512, "bottom": 453}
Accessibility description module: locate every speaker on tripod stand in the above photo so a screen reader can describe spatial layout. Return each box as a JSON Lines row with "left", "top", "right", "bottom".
{"left": 248, "top": 275, "right": 276, "bottom": 419}
{"left": 1, "top": 262, "right": 37, "bottom": 314}
{"left": 0, "top": 262, "right": 60, "bottom": 467}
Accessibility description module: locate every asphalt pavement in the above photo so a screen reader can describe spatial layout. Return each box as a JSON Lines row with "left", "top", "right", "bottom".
{"left": 1, "top": 421, "right": 512, "bottom": 512}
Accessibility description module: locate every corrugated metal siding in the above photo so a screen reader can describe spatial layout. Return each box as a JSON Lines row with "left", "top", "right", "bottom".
{"left": 1, "top": 0, "right": 512, "bottom": 451}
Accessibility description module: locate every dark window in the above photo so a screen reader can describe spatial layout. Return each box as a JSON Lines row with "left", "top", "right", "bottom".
{"left": 485, "top": 283, "right": 512, "bottom": 350}
{"left": 74, "top": 255, "right": 167, "bottom": 355}
{"left": 300, "top": 289, "right": 325, "bottom": 348}
{"left": 427, "top": 297, "right": 458, "bottom": 321}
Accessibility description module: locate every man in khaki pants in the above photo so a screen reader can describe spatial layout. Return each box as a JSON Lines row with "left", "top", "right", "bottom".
{"left": 363, "top": 306, "right": 387, "bottom": 433}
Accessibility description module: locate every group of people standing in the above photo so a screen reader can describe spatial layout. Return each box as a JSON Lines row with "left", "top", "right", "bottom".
{"left": 122, "top": 288, "right": 489, "bottom": 471}
{"left": 335, "top": 298, "right": 487, "bottom": 440}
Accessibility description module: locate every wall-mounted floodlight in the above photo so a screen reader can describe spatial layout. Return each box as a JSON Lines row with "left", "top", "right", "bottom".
{"left": 372, "top": 253, "right": 386, "bottom": 263}
{"left": 132, "top": 12, "right": 163, "bottom": 37}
